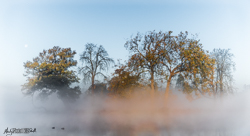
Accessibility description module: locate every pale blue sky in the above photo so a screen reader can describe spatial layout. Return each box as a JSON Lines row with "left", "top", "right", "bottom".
{"left": 0, "top": 0, "right": 250, "bottom": 91}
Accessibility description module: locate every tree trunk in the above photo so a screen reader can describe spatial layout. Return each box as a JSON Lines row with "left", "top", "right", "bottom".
{"left": 92, "top": 76, "right": 95, "bottom": 94}
{"left": 150, "top": 72, "right": 155, "bottom": 98}
{"left": 165, "top": 75, "right": 172, "bottom": 100}
{"left": 220, "top": 76, "right": 223, "bottom": 97}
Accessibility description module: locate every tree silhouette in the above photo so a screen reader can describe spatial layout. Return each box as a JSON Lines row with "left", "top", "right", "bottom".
{"left": 79, "top": 43, "right": 114, "bottom": 94}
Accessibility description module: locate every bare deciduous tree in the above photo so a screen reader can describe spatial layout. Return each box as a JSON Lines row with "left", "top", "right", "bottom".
{"left": 210, "top": 48, "right": 235, "bottom": 96}
{"left": 78, "top": 43, "right": 114, "bottom": 94}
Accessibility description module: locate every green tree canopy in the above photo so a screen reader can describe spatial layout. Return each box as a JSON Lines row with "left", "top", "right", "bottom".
{"left": 22, "top": 46, "right": 81, "bottom": 102}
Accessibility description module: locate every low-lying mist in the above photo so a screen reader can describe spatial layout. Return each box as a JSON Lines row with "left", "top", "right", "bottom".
{"left": 2, "top": 86, "right": 250, "bottom": 136}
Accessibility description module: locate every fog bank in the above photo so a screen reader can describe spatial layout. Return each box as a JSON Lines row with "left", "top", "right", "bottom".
{"left": 1, "top": 86, "right": 250, "bottom": 136}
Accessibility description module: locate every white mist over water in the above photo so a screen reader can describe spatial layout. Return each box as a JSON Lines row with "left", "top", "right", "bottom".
{"left": 1, "top": 85, "right": 250, "bottom": 136}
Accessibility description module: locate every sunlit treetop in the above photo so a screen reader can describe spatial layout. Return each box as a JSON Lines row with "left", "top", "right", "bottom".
{"left": 124, "top": 31, "right": 170, "bottom": 96}
{"left": 22, "top": 46, "right": 80, "bottom": 101}
{"left": 125, "top": 30, "right": 215, "bottom": 99}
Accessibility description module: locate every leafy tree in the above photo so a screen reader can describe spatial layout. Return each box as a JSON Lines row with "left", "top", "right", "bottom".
{"left": 162, "top": 32, "right": 215, "bottom": 99}
{"left": 78, "top": 43, "right": 114, "bottom": 94}
{"left": 210, "top": 48, "right": 235, "bottom": 96}
{"left": 22, "top": 46, "right": 81, "bottom": 103}
{"left": 124, "top": 31, "right": 164, "bottom": 97}
{"left": 108, "top": 62, "right": 144, "bottom": 98}
{"left": 125, "top": 31, "right": 215, "bottom": 99}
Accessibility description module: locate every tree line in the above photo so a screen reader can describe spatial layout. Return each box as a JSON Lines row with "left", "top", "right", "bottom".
{"left": 21, "top": 31, "right": 235, "bottom": 102}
